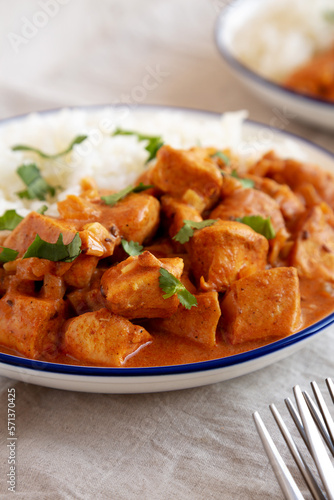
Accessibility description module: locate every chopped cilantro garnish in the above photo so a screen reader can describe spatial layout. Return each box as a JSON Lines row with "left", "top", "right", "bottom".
{"left": 231, "top": 170, "right": 255, "bottom": 189}
{"left": 121, "top": 238, "right": 143, "bottom": 256}
{"left": 22, "top": 232, "right": 81, "bottom": 262}
{"left": 16, "top": 164, "right": 56, "bottom": 201}
{"left": 173, "top": 219, "right": 217, "bottom": 244}
{"left": 112, "top": 128, "right": 163, "bottom": 162}
{"left": 0, "top": 210, "right": 24, "bottom": 231}
{"left": 101, "top": 182, "right": 154, "bottom": 206}
{"left": 211, "top": 151, "right": 230, "bottom": 165}
{"left": 159, "top": 268, "right": 197, "bottom": 310}
{"left": 36, "top": 205, "right": 48, "bottom": 215}
{"left": 12, "top": 135, "right": 87, "bottom": 159}
{"left": 236, "top": 215, "right": 276, "bottom": 240}
{"left": 0, "top": 247, "right": 19, "bottom": 263}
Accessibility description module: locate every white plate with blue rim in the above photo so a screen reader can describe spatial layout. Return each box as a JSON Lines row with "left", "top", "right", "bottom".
{"left": 215, "top": 0, "right": 334, "bottom": 131}
{"left": 0, "top": 104, "right": 334, "bottom": 393}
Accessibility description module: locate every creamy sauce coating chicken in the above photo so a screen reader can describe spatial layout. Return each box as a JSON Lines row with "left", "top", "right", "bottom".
{"left": 1, "top": 146, "right": 334, "bottom": 367}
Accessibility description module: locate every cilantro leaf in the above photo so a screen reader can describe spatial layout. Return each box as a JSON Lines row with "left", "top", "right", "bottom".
{"left": 16, "top": 164, "right": 56, "bottom": 201}
{"left": 236, "top": 215, "right": 276, "bottom": 240}
{"left": 0, "top": 210, "right": 24, "bottom": 231}
{"left": 112, "top": 128, "right": 163, "bottom": 162}
{"left": 36, "top": 205, "right": 48, "bottom": 215}
{"left": 159, "top": 268, "right": 197, "bottom": 310}
{"left": 121, "top": 238, "right": 143, "bottom": 256}
{"left": 12, "top": 135, "right": 87, "bottom": 159}
{"left": 101, "top": 182, "right": 154, "bottom": 206}
{"left": 0, "top": 247, "right": 19, "bottom": 263}
{"left": 211, "top": 151, "right": 230, "bottom": 165}
{"left": 22, "top": 233, "right": 81, "bottom": 262}
{"left": 173, "top": 219, "right": 218, "bottom": 244}
{"left": 132, "top": 182, "right": 154, "bottom": 193}
{"left": 231, "top": 170, "right": 255, "bottom": 189}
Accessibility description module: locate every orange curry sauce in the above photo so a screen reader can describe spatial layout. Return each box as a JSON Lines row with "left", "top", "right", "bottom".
{"left": 1, "top": 147, "right": 334, "bottom": 368}
{"left": 1, "top": 278, "right": 333, "bottom": 367}
{"left": 284, "top": 46, "right": 334, "bottom": 102}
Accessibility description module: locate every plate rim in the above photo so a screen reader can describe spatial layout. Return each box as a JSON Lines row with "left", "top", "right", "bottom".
{"left": 1, "top": 104, "right": 334, "bottom": 378}
{"left": 0, "top": 311, "right": 333, "bottom": 376}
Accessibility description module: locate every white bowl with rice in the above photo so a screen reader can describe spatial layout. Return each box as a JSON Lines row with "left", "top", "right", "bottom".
{"left": 215, "top": 0, "right": 334, "bottom": 131}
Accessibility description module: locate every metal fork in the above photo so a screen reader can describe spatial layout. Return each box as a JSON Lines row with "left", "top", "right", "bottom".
{"left": 253, "top": 378, "right": 334, "bottom": 500}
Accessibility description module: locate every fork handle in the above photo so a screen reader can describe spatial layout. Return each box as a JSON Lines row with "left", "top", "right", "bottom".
{"left": 253, "top": 412, "right": 305, "bottom": 500}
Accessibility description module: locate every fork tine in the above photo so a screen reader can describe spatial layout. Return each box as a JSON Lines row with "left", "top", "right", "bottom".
{"left": 326, "top": 378, "right": 334, "bottom": 404}
{"left": 303, "top": 390, "right": 334, "bottom": 457}
{"left": 310, "top": 382, "right": 334, "bottom": 453}
{"left": 294, "top": 385, "right": 334, "bottom": 500}
{"left": 253, "top": 411, "right": 305, "bottom": 500}
{"left": 285, "top": 397, "right": 310, "bottom": 453}
{"left": 270, "top": 404, "right": 326, "bottom": 500}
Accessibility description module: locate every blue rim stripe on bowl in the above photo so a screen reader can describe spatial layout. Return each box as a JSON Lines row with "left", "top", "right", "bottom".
{"left": 0, "top": 104, "right": 334, "bottom": 377}
{"left": 0, "top": 311, "right": 333, "bottom": 376}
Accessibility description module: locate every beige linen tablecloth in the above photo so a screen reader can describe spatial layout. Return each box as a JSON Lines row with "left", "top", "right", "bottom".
{"left": 0, "top": 1, "right": 333, "bottom": 499}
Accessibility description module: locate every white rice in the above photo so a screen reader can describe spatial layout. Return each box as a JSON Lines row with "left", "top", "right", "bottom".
{"left": 232, "top": 0, "right": 334, "bottom": 82}
{"left": 0, "top": 107, "right": 304, "bottom": 218}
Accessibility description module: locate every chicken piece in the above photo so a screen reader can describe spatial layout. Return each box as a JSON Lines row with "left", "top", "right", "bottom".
{"left": 149, "top": 291, "right": 220, "bottom": 347}
{"left": 160, "top": 195, "right": 202, "bottom": 242}
{"left": 151, "top": 145, "right": 223, "bottom": 211}
{"left": 13, "top": 258, "right": 72, "bottom": 280}
{"left": 41, "top": 274, "right": 66, "bottom": 300}
{"left": 210, "top": 188, "right": 286, "bottom": 235}
{"left": 180, "top": 271, "right": 197, "bottom": 294}
{"left": 247, "top": 151, "right": 278, "bottom": 178}
{"left": 62, "top": 308, "right": 152, "bottom": 367}
{"left": 221, "top": 176, "right": 244, "bottom": 198}
{"left": 246, "top": 174, "right": 305, "bottom": 223}
{"left": 58, "top": 197, "right": 120, "bottom": 257}
{"left": 289, "top": 203, "right": 334, "bottom": 282}
{"left": 0, "top": 292, "right": 65, "bottom": 358}
{"left": 135, "top": 166, "right": 162, "bottom": 198}
{"left": 67, "top": 268, "right": 106, "bottom": 315}
{"left": 0, "top": 268, "right": 10, "bottom": 298}
{"left": 210, "top": 188, "right": 289, "bottom": 264}
{"left": 249, "top": 152, "right": 334, "bottom": 209}
{"left": 67, "top": 287, "right": 104, "bottom": 315}
{"left": 4, "top": 212, "right": 78, "bottom": 256}
{"left": 189, "top": 220, "right": 268, "bottom": 292}
{"left": 181, "top": 189, "right": 207, "bottom": 213}
{"left": 220, "top": 267, "right": 301, "bottom": 345}
{"left": 2, "top": 274, "right": 35, "bottom": 296}
{"left": 63, "top": 255, "right": 99, "bottom": 289}
{"left": 79, "top": 222, "right": 120, "bottom": 258}
{"left": 101, "top": 251, "right": 184, "bottom": 319}
{"left": 59, "top": 191, "right": 159, "bottom": 246}
{"left": 98, "top": 193, "right": 160, "bottom": 244}
{"left": 144, "top": 238, "right": 175, "bottom": 258}
{"left": 57, "top": 194, "right": 101, "bottom": 221}
{"left": 0, "top": 230, "right": 11, "bottom": 246}
{"left": 80, "top": 177, "right": 100, "bottom": 200}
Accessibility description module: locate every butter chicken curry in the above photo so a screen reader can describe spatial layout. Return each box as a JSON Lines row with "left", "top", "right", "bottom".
{"left": 284, "top": 46, "right": 334, "bottom": 102}
{"left": 1, "top": 145, "right": 334, "bottom": 367}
